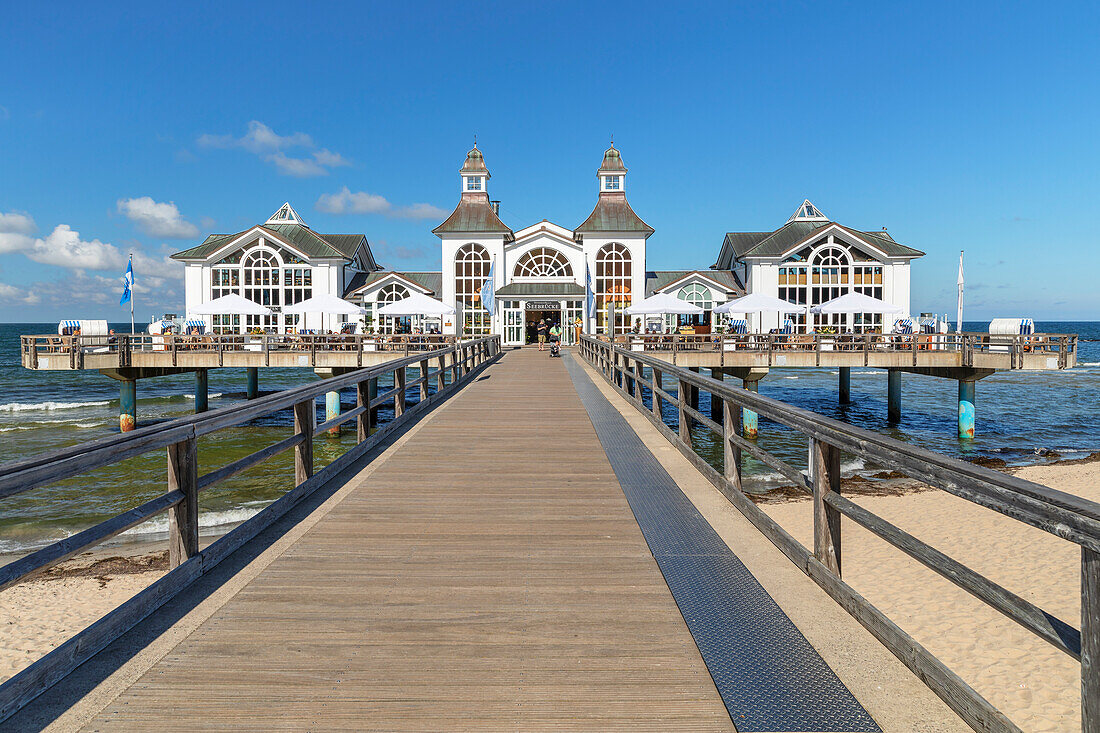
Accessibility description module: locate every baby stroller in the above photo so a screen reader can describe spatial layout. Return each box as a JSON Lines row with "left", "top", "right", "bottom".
{"left": 549, "top": 336, "right": 561, "bottom": 358}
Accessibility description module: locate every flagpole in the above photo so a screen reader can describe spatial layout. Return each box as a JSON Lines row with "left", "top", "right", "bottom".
{"left": 956, "top": 250, "right": 964, "bottom": 334}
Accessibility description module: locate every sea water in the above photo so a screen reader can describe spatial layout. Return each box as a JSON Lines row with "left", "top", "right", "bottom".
{"left": 1, "top": 321, "right": 1097, "bottom": 554}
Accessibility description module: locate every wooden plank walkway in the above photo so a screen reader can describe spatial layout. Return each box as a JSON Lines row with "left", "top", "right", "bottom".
{"left": 84, "top": 348, "right": 733, "bottom": 731}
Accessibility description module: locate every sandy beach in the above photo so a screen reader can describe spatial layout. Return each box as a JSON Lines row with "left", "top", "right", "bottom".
{"left": 1, "top": 456, "right": 1098, "bottom": 730}
{"left": 0, "top": 548, "right": 165, "bottom": 685}
{"left": 758, "top": 454, "right": 1100, "bottom": 732}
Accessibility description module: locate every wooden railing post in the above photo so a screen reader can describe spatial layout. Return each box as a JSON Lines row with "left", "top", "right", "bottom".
{"left": 166, "top": 432, "right": 198, "bottom": 569}
{"left": 395, "top": 366, "right": 407, "bottom": 418}
{"left": 651, "top": 367, "right": 663, "bottom": 420}
{"left": 633, "top": 358, "right": 645, "bottom": 408}
{"left": 678, "top": 377, "right": 691, "bottom": 444}
{"left": 811, "top": 437, "right": 842, "bottom": 576}
{"left": 722, "top": 397, "right": 742, "bottom": 493}
{"left": 419, "top": 358, "right": 430, "bottom": 401}
{"left": 293, "top": 399, "right": 314, "bottom": 486}
{"left": 356, "top": 379, "right": 368, "bottom": 443}
{"left": 367, "top": 376, "right": 378, "bottom": 433}
{"left": 436, "top": 354, "right": 447, "bottom": 392}
{"left": 1083, "top": 547, "right": 1100, "bottom": 733}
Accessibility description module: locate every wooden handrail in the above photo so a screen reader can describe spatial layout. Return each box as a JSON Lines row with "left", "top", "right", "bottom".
{"left": 0, "top": 336, "right": 501, "bottom": 579}
{"left": 578, "top": 335, "right": 1097, "bottom": 733}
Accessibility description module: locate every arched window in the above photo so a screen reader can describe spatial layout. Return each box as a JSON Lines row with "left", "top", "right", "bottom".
{"left": 376, "top": 283, "right": 410, "bottom": 334}
{"left": 378, "top": 283, "right": 409, "bottom": 303}
{"left": 595, "top": 242, "right": 632, "bottom": 335}
{"left": 677, "top": 283, "right": 712, "bottom": 328}
{"left": 513, "top": 247, "right": 573, "bottom": 278}
{"left": 678, "top": 283, "right": 712, "bottom": 310}
{"left": 240, "top": 249, "right": 280, "bottom": 331}
{"left": 455, "top": 243, "right": 491, "bottom": 336}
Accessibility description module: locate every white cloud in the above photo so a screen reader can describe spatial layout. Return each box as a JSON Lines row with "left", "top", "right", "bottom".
{"left": 314, "top": 187, "right": 447, "bottom": 220}
{"left": 117, "top": 197, "right": 199, "bottom": 239}
{"left": 26, "top": 225, "right": 126, "bottom": 271}
{"left": 392, "top": 202, "right": 448, "bottom": 220}
{"left": 196, "top": 121, "right": 347, "bottom": 177}
{"left": 0, "top": 211, "right": 36, "bottom": 234}
{"left": 0, "top": 282, "right": 39, "bottom": 304}
{"left": 316, "top": 187, "right": 391, "bottom": 214}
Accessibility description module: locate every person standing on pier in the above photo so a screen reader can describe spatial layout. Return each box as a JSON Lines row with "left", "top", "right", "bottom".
{"left": 537, "top": 319, "right": 548, "bottom": 351}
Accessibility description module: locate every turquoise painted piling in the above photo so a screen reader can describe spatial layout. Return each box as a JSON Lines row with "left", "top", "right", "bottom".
{"left": 246, "top": 367, "right": 259, "bottom": 400}
{"left": 743, "top": 379, "right": 759, "bottom": 439}
{"left": 839, "top": 367, "right": 851, "bottom": 404}
{"left": 119, "top": 380, "right": 136, "bottom": 432}
{"left": 959, "top": 380, "right": 976, "bottom": 439}
{"left": 326, "top": 390, "right": 341, "bottom": 437}
{"left": 888, "top": 370, "right": 901, "bottom": 423}
{"left": 195, "top": 369, "right": 208, "bottom": 413}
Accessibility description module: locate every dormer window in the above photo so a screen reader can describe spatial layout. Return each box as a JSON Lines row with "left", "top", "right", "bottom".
{"left": 604, "top": 175, "right": 620, "bottom": 191}
{"left": 466, "top": 176, "right": 483, "bottom": 192}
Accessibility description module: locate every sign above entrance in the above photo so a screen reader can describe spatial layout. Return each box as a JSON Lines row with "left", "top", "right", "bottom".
{"left": 524, "top": 301, "right": 560, "bottom": 311}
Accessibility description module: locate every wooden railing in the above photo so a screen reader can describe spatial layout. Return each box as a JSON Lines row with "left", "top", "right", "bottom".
{"left": 598, "top": 332, "right": 1078, "bottom": 369}
{"left": 579, "top": 334, "right": 1099, "bottom": 733}
{"left": 0, "top": 336, "right": 501, "bottom": 722}
{"left": 20, "top": 333, "right": 460, "bottom": 369}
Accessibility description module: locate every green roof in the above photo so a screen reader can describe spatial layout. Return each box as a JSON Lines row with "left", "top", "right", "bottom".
{"left": 575, "top": 192, "right": 653, "bottom": 235}
{"left": 432, "top": 193, "right": 512, "bottom": 236}
{"left": 495, "top": 282, "right": 585, "bottom": 297}
{"left": 344, "top": 271, "right": 442, "bottom": 297}
{"left": 646, "top": 270, "right": 744, "bottom": 296}
{"left": 171, "top": 224, "right": 366, "bottom": 261}
{"left": 714, "top": 221, "right": 923, "bottom": 268}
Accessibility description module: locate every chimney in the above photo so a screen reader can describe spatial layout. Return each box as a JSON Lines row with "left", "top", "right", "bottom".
{"left": 491, "top": 200, "right": 501, "bottom": 216}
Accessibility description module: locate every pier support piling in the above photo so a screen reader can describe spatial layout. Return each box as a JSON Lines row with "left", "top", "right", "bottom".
{"left": 887, "top": 369, "right": 902, "bottom": 423}
{"left": 958, "top": 379, "right": 976, "bottom": 439}
{"left": 246, "top": 367, "right": 259, "bottom": 400}
{"left": 839, "top": 366, "right": 851, "bottom": 404}
{"left": 119, "top": 379, "right": 136, "bottom": 432}
{"left": 743, "top": 378, "right": 759, "bottom": 439}
{"left": 194, "top": 369, "right": 208, "bottom": 414}
{"left": 686, "top": 367, "right": 700, "bottom": 411}
{"left": 325, "top": 390, "right": 341, "bottom": 437}
{"left": 710, "top": 368, "right": 724, "bottom": 422}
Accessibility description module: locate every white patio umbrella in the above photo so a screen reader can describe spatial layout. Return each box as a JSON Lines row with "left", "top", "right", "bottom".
{"left": 376, "top": 292, "right": 456, "bottom": 333}
{"left": 624, "top": 292, "right": 703, "bottom": 315}
{"left": 810, "top": 292, "right": 904, "bottom": 315}
{"left": 190, "top": 293, "right": 274, "bottom": 316}
{"left": 283, "top": 293, "right": 366, "bottom": 332}
{"left": 375, "top": 292, "right": 456, "bottom": 317}
{"left": 714, "top": 292, "right": 804, "bottom": 333}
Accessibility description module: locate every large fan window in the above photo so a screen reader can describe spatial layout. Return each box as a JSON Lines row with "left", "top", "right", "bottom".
{"left": 513, "top": 247, "right": 573, "bottom": 278}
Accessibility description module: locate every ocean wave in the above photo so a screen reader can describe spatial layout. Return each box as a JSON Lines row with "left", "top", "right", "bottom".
{"left": 0, "top": 506, "right": 269, "bottom": 555}
{"left": 1079, "top": 361, "right": 1100, "bottom": 367}
{"left": 0, "top": 399, "right": 111, "bottom": 412}
{"left": 746, "top": 457, "right": 866, "bottom": 485}
{"left": 121, "top": 506, "right": 265, "bottom": 538}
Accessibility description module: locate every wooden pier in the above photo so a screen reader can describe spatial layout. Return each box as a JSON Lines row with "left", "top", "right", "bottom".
{"left": 1, "top": 337, "right": 1098, "bottom": 730}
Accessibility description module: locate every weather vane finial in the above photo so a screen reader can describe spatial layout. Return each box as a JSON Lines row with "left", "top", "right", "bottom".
{"left": 473, "top": 133, "right": 477, "bottom": 149}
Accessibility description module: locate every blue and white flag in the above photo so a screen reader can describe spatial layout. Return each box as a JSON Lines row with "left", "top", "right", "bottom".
{"left": 585, "top": 262, "right": 595, "bottom": 316}
{"left": 480, "top": 259, "right": 496, "bottom": 317}
{"left": 120, "top": 255, "right": 134, "bottom": 306}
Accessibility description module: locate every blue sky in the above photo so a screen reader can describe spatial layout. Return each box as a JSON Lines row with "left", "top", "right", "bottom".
{"left": 0, "top": 1, "right": 1097, "bottom": 322}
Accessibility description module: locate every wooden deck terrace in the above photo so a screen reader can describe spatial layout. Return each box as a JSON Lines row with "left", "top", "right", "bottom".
{"left": 19, "top": 333, "right": 459, "bottom": 372}
{"left": 606, "top": 332, "right": 1078, "bottom": 372}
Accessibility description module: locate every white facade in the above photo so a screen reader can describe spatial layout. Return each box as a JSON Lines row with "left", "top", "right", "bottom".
{"left": 717, "top": 201, "right": 923, "bottom": 334}
{"left": 423, "top": 145, "right": 654, "bottom": 346}
{"left": 174, "top": 203, "right": 377, "bottom": 333}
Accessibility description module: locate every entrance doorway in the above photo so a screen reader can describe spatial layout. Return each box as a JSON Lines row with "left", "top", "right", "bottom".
{"left": 525, "top": 308, "right": 561, "bottom": 344}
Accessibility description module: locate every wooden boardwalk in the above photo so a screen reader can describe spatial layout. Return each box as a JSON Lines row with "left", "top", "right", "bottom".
{"left": 84, "top": 348, "right": 733, "bottom": 730}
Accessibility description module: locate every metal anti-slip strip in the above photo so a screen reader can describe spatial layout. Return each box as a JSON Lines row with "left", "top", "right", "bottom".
{"left": 563, "top": 354, "right": 880, "bottom": 732}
